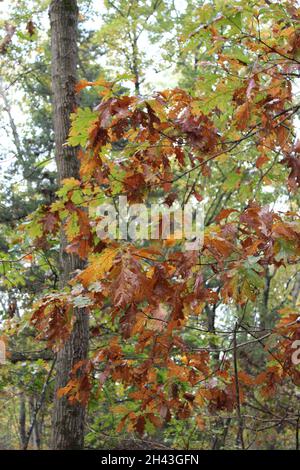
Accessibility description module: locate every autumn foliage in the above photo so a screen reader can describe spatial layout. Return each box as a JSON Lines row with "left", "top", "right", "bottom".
{"left": 10, "top": 0, "right": 300, "bottom": 447}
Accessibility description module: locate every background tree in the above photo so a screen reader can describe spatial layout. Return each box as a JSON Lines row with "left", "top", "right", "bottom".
{"left": 49, "top": 0, "right": 89, "bottom": 450}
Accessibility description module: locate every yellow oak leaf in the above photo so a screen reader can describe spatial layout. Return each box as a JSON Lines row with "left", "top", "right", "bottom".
{"left": 78, "top": 247, "right": 119, "bottom": 286}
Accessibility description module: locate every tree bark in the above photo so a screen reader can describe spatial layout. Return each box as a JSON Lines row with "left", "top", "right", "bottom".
{"left": 49, "top": 0, "right": 89, "bottom": 450}
{"left": 19, "top": 392, "right": 26, "bottom": 449}
{"left": 29, "top": 396, "right": 41, "bottom": 449}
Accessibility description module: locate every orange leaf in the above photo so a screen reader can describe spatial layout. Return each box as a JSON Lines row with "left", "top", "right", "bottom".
{"left": 78, "top": 247, "right": 119, "bottom": 287}
{"left": 235, "top": 102, "right": 250, "bottom": 130}
{"left": 256, "top": 154, "right": 269, "bottom": 168}
{"left": 215, "top": 208, "right": 237, "bottom": 222}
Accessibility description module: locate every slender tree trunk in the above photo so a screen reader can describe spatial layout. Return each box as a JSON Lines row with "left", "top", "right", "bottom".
{"left": 131, "top": 29, "right": 140, "bottom": 94}
{"left": 19, "top": 392, "right": 26, "bottom": 449}
{"left": 29, "top": 397, "right": 41, "bottom": 449}
{"left": 49, "top": 0, "right": 89, "bottom": 449}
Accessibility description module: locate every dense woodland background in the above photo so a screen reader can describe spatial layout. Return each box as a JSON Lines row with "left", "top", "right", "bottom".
{"left": 0, "top": 0, "right": 300, "bottom": 450}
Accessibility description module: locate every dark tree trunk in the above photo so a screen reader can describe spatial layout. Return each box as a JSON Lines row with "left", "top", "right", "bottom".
{"left": 19, "top": 392, "right": 26, "bottom": 449}
{"left": 49, "top": 0, "right": 89, "bottom": 450}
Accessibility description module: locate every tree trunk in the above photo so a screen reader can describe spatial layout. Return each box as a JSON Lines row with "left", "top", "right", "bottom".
{"left": 19, "top": 392, "right": 26, "bottom": 449}
{"left": 49, "top": 0, "right": 89, "bottom": 450}
{"left": 29, "top": 396, "right": 41, "bottom": 449}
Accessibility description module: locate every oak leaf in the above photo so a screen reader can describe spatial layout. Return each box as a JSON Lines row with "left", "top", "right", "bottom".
{"left": 78, "top": 247, "right": 119, "bottom": 287}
